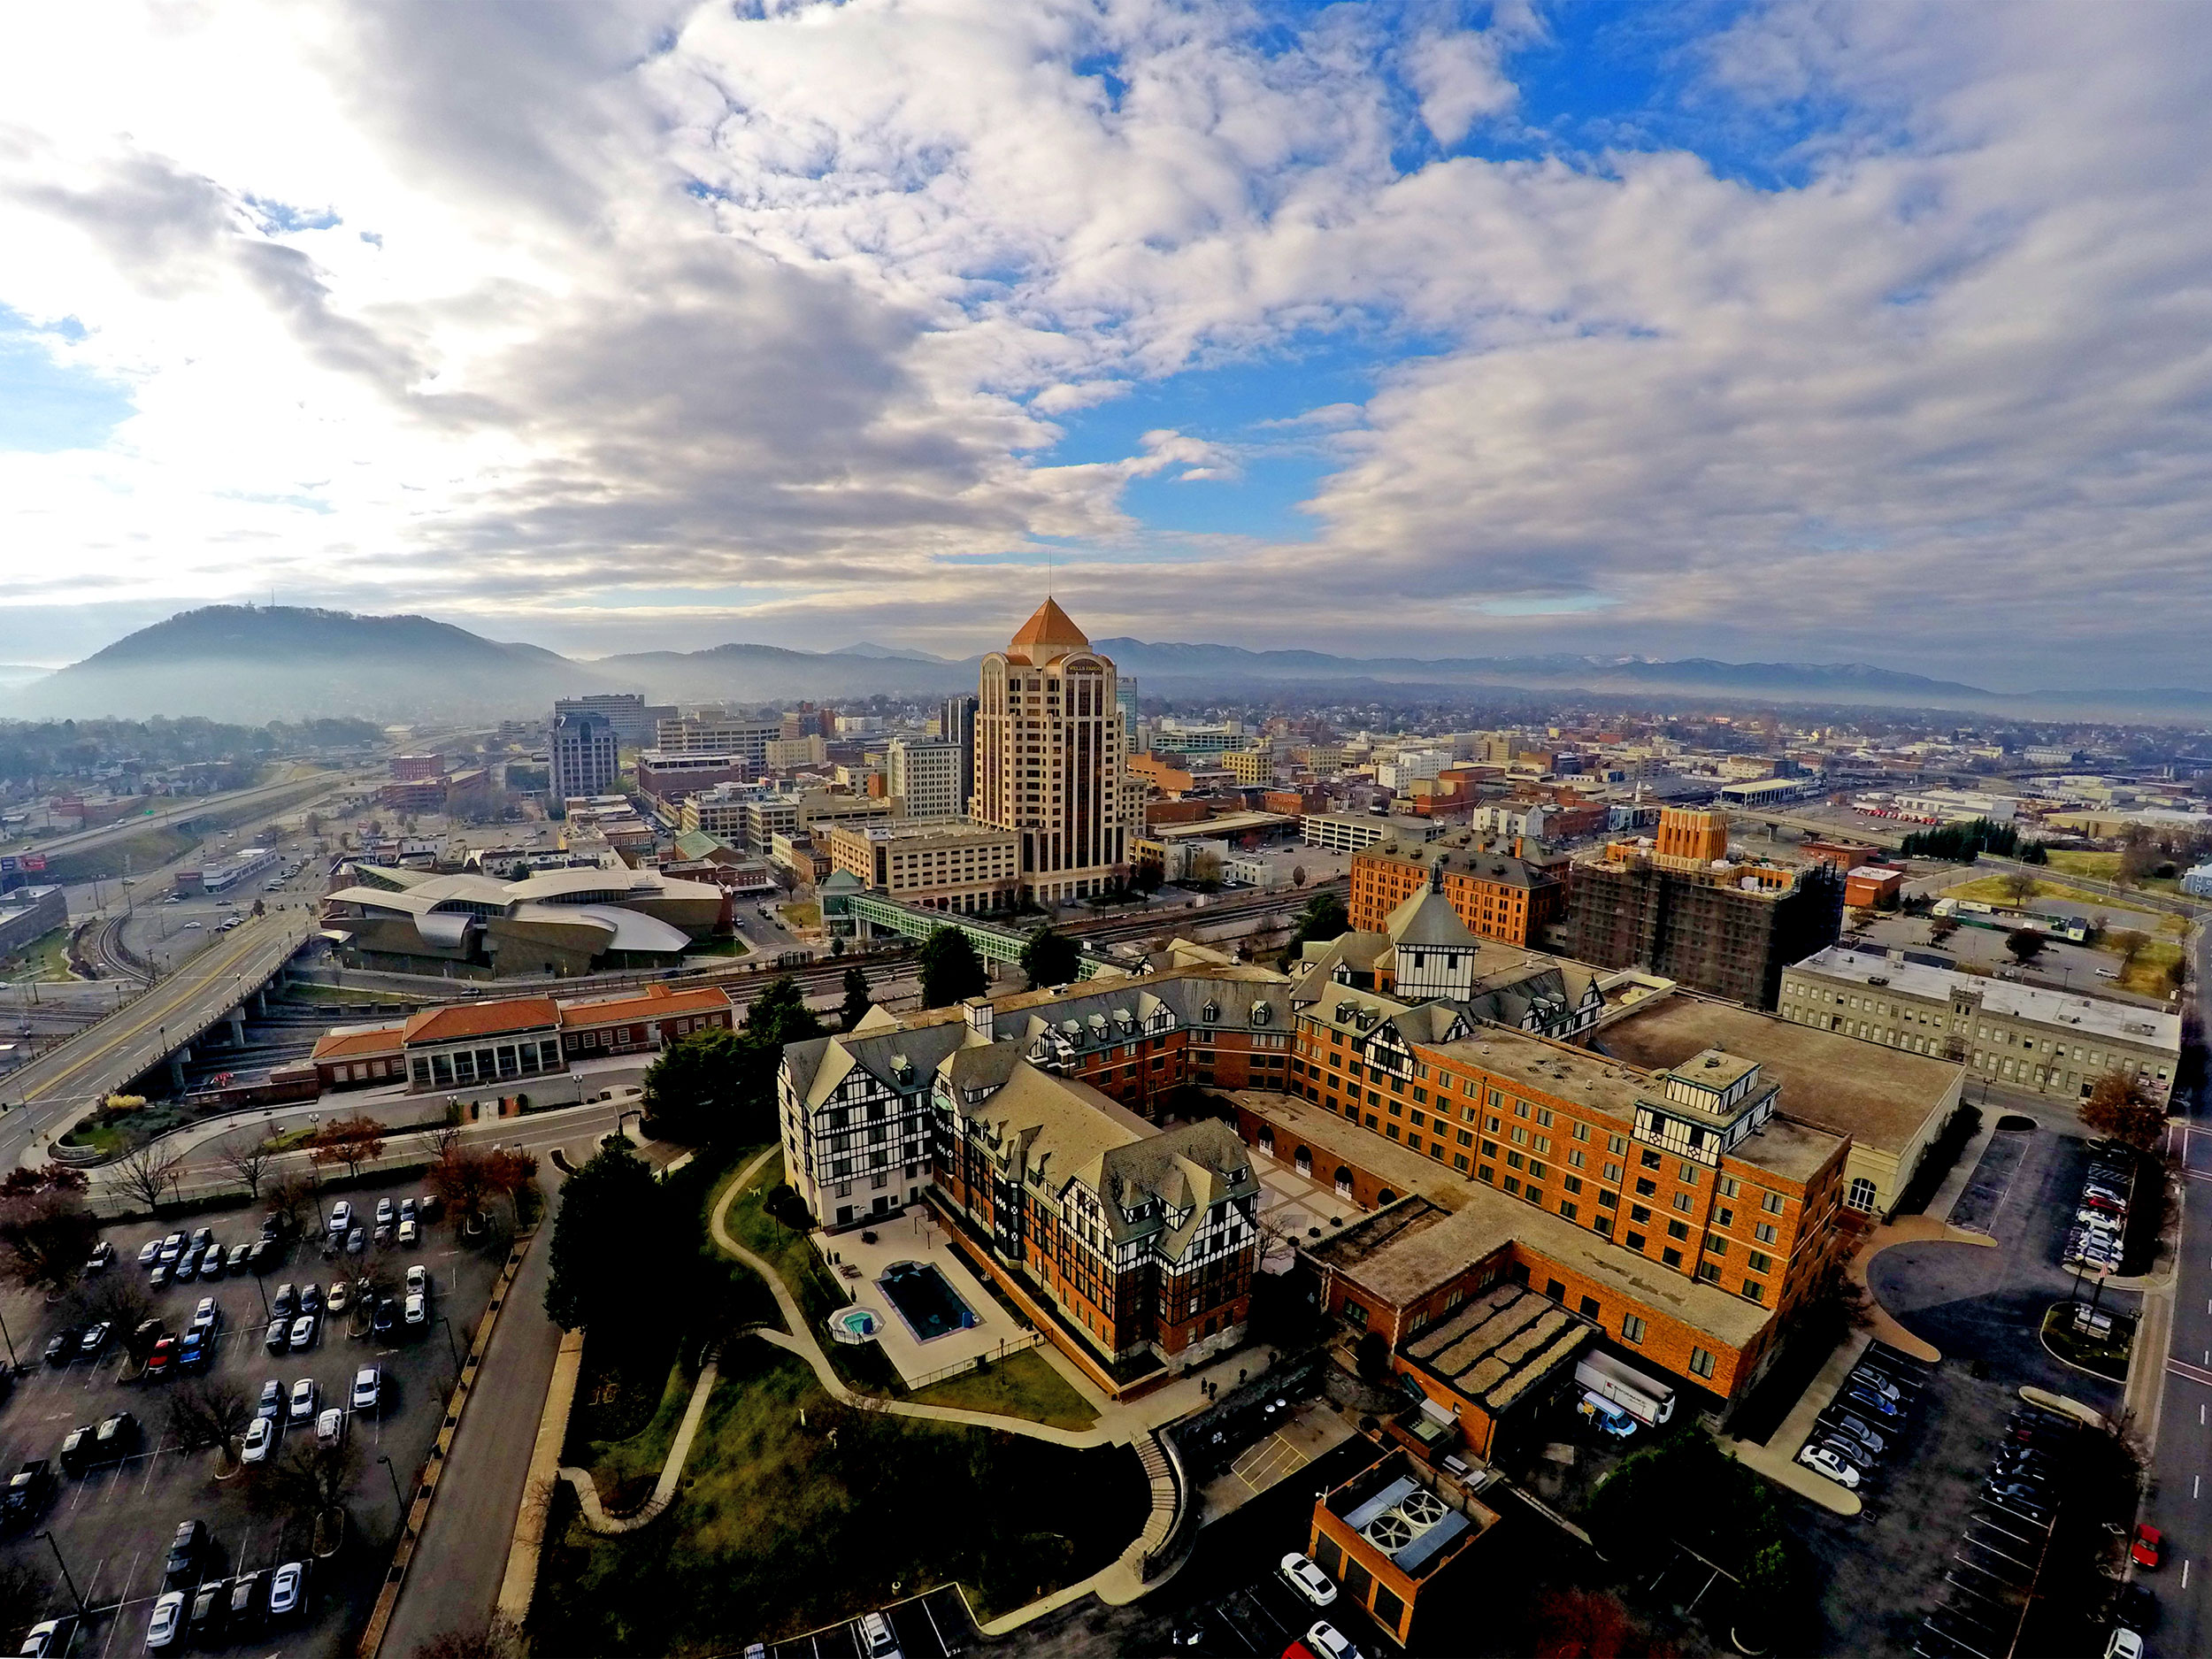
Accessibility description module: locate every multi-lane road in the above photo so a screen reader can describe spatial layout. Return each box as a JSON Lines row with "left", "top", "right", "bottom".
{"left": 2144, "top": 914, "right": 2212, "bottom": 1653}
{"left": 0, "top": 912, "right": 313, "bottom": 1164}
{"left": 2, "top": 768, "right": 355, "bottom": 865}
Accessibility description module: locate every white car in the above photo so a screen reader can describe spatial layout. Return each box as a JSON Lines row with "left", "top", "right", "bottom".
{"left": 189, "top": 1297, "right": 219, "bottom": 1332}
{"left": 145, "top": 1591, "right": 185, "bottom": 1651}
{"left": 1279, "top": 1553, "right": 1337, "bottom": 1608}
{"left": 288, "top": 1378, "right": 319, "bottom": 1424}
{"left": 268, "top": 1561, "right": 304, "bottom": 1618}
{"left": 1797, "top": 1443, "right": 1862, "bottom": 1489}
{"left": 242, "top": 1416, "right": 275, "bottom": 1465}
{"left": 404, "top": 1265, "right": 428, "bottom": 1297}
{"left": 315, "top": 1407, "right": 345, "bottom": 1448}
{"left": 351, "top": 1367, "right": 380, "bottom": 1412}
{"left": 1305, "top": 1623, "right": 1363, "bottom": 1659}
{"left": 2105, "top": 1630, "right": 2143, "bottom": 1659}
{"left": 397, "top": 1217, "right": 419, "bottom": 1247}
{"left": 327, "top": 1202, "right": 352, "bottom": 1236}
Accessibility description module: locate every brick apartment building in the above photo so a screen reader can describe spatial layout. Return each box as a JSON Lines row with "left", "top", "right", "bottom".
{"left": 1563, "top": 810, "right": 1843, "bottom": 1009}
{"left": 1350, "top": 832, "right": 1570, "bottom": 948}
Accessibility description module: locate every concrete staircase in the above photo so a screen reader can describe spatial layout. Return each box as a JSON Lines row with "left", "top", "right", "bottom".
{"left": 1116, "top": 1430, "right": 1185, "bottom": 1581}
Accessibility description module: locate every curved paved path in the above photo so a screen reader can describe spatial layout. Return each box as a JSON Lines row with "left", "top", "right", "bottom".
{"left": 559, "top": 1348, "right": 723, "bottom": 1533}
{"left": 1847, "top": 1214, "right": 1997, "bottom": 1363}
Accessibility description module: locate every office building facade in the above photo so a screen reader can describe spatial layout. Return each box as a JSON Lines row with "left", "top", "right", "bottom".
{"left": 549, "top": 710, "right": 619, "bottom": 802}
{"left": 654, "top": 710, "right": 779, "bottom": 765}
{"left": 886, "top": 737, "right": 964, "bottom": 820}
{"left": 974, "top": 600, "right": 1127, "bottom": 902}
{"left": 552, "top": 694, "right": 674, "bottom": 748}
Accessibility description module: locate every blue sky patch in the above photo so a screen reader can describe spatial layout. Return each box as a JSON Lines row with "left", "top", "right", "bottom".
{"left": 0, "top": 309, "right": 134, "bottom": 452}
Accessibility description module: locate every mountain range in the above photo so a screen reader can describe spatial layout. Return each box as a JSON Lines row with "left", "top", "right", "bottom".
{"left": 4, "top": 604, "right": 2208, "bottom": 726}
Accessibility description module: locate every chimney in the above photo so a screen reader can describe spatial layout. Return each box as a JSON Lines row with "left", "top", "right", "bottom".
{"left": 963, "top": 995, "right": 995, "bottom": 1041}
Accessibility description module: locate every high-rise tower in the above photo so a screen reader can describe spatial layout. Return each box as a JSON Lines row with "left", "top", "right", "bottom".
{"left": 976, "top": 600, "right": 1126, "bottom": 902}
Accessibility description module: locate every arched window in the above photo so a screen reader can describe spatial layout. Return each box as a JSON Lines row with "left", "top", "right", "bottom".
{"left": 1377, "top": 1188, "right": 1397, "bottom": 1206}
{"left": 1295, "top": 1148, "right": 1312, "bottom": 1178}
{"left": 1258, "top": 1127, "right": 1275, "bottom": 1156}
{"left": 1334, "top": 1168, "right": 1353, "bottom": 1198}
{"left": 1847, "top": 1176, "right": 1878, "bottom": 1212}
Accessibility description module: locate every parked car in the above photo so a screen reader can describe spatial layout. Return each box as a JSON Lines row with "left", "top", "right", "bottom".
{"left": 271, "top": 1283, "right": 296, "bottom": 1320}
{"left": 148, "top": 1262, "right": 170, "bottom": 1290}
{"left": 162, "top": 1521, "right": 205, "bottom": 1586}
{"left": 404, "top": 1264, "right": 428, "bottom": 1297}
{"left": 374, "top": 1199, "right": 396, "bottom": 1228}
{"left": 299, "top": 1284, "right": 322, "bottom": 1316}
{"left": 1306, "top": 1623, "right": 1363, "bottom": 1659}
{"left": 137, "top": 1239, "right": 163, "bottom": 1270}
{"left": 78, "top": 1324, "right": 111, "bottom": 1359}
{"left": 399, "top": 1198, "right": 418, "bottom": 1224}
{"left": 41, "top": 1330, "right": 76, "bottom": 1368}
{"left": 267, "top": 1562, "right": 304, "bottom": 1619}
{"left": 263, "top": 1318, "right": 290, "bottom": 1356}
{"left": 315, "top": 1408, "right": 344, "bottom": 1448}
{"left": 84, "top": 1240, "right": 113, "bottom": 1273}
{"left": 372, "top": 1299, "right": 397, "bottom": 1338}
{"left": 327, "top": 1202, "right": 352, "bottom": 1236}
{"left": 186, "top": 1581, "right": 227, "bottom": 1645}
{"left": 145, "top": 1337, "right": 178, "bottom": 1377}
{"left": 1847, "top": 1368, "right": 1903, "bottom": 1402}
{"left": 1798, "top": 1443, "right": 1862, "bottom": 1489}
{"left": 327, "top": 1280, "right": 349, "bottom": 1315}
{"left": 403, "top": 1293, "right": 427, "bottom": 1330}
{"left": 2131, "top": 1525, "right": 2162, "bottom": 1569}
{"left": 190, "top": 1298, "right": 219, "bottom": 1333}
{"left": 95, "top": 1412, "right": 139, "bottom": 1455}
{"left": 143, "top": 1592, "right": 185, "bottom": 1652}
{"left": 1822, "top": 1412, "right": 1888, "bottom": 1456}
{"left": 128, "top": 1319, "right": 164, "bottom": 1360}
{"left": 241, "top": 1417, "right": 276, "bottom": 1466}
{"left": 1279, "top": 1554, "right": 1337, "bottom": 1608}
{"left": 19, "top": 1617, "right": 68, "bottom": 1655}
{"left": 227, "top": 1243, "right": 254, "bottom": 1274}
{"left": 227, "top": 1572, "right": 265, "bottom": 1634}
{"left": 288, "top": 1379, "right": 319, "bottom": 1425}
{"left": 288, "top": 1315, "right": 317, "bottom": 1352}
{"left": 351, "top": 1368, "right": 381, "bottom": 1413}
{"left": 6, "top": 1462, "right": 58, "bottom": 1526}
{"left": 1842, "top": 1384, "right": 1903, "bottom": 1420}
{"left": 2105, "top": 1629, "right": 2144, "bottom": 1659}
{"left": 175, "top": 1330, "right": 211, "bottom": 1371}
{"left": 346, "top": 1226, "right": 366, "bottom": 1256}
{"left": 1816, "top": 1434, "right": 1876, "bottom": 1473}
{"left": 57, "top": 1426, "right": 95, "bottom": 1478}
{"left": 397, "top": 1217, "right": 419, "bottom": 1248}
{"left": 1988, "top": 1479, "right": 2053, "bottom": 1506}
{"left": 157, "top": 1233, "right": 185, "bottom": 1266}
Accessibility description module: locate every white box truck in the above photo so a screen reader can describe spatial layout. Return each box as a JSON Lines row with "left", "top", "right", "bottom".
{"left": 1575, "top": 1351, "right": 1676, "bottom": 1428}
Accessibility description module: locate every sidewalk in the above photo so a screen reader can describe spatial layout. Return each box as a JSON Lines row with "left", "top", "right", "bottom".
{"left": 1847, "top": 1214, "right": 1998, "bottom": 1364}
{"left": 1715, "top": 1332, "right": 1870, "bottom": 1518}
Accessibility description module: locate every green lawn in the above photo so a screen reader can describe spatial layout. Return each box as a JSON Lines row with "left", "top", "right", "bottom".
{"left": 1944, "top": 873, "right": 2167, "bottom": 917}
{"left": 531, "top": 1341, "right": 1151, "bottom": 1654}
{"left": 1, "top": 926, "right": 73, "bottom": 983}
{"left": 910, "top": 1348, "right": 1099, "bottom": 1432}
{"left": 682, "top": 936, "right": 752, "bottom": 959}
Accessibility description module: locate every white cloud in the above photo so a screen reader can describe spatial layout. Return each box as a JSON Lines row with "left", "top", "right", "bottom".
{"left": 0, "top": 0, "right": 2207, "bottom": 687}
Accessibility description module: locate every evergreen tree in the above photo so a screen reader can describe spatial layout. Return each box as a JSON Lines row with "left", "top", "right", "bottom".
{"left": 1019, "top": 926, "right": 1082, "bottom": 989}
{"left": 1286, "top": 891, "right": 1350, "bottom": 956}
{"left": 838, "top": 966, "right": 874, "bottom": 1031}
{"left": 544, "top": 1139, "right": 664, "bottom": 1332}
{"left": 918, "top": 926, "right": 990, "bottom": 1008}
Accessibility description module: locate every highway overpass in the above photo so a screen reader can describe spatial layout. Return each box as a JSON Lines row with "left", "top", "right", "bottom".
{"left": 0, "top": 913, "right": 316, "bottom": 1158}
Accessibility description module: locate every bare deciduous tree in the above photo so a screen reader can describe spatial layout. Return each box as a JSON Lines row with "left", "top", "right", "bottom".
{"left": 111, "top": 1143, "right": 186, "bottom": 1215}
{"left": 216, "top": 1132, "right": 278, "bottom": 1201}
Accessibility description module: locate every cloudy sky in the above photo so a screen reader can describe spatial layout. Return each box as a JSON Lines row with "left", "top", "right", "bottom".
{"left": 1, "top": 0, "right": 2207, "bottom": 688}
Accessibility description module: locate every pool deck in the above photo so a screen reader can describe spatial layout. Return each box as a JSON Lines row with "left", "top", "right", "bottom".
{"left": 810, "top": 1209, "right": 1025, "bottom": 1387}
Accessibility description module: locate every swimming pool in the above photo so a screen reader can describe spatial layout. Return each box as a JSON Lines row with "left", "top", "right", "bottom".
{"left": 877, "top": 1261, "right": 977, "bottom": 1343}
{"left": 829, "top": 1307, "right": 882, "bottom": 1345}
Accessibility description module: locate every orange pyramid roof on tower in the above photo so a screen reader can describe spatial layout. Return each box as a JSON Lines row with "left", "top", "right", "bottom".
{"left": 1006, "top": 596, "right": 1091, "bottom": 663}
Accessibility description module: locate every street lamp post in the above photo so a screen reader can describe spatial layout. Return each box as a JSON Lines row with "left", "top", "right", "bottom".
{"left": 0, "top": 1302, "right": 18, "bottom": 1372}
{"left": 437, "top": 1315, "right": 462, "bottom": 1378}
{"left": 375, "top": 1454, "right": 406, "bottom": 1513}
{"left": 37, "top": 1532, "right": 84, "bottom": 1615}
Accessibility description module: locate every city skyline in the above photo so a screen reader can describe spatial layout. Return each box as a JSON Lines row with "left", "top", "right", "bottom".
{"left": 1, "top": 4, "right": 2208, "bottom": 687}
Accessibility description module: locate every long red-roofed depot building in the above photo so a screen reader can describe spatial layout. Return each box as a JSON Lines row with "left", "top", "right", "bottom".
{"left": 307, "top": 982, "right": 736, "bottom": 1094}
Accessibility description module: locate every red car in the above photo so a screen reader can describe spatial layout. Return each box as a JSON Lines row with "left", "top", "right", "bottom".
{"left": 144, "top": 1337, "right": 177, "bottom": 1377}
{"left": 2131, "top": 1524, "right": 2162, "bottom": 1569}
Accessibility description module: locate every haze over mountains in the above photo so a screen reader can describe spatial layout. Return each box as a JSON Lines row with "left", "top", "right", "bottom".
{"left": 4, "top": 606, "right": 2206, "bottom": 726}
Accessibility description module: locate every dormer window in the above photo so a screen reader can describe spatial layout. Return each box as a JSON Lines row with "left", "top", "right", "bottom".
{"left": 1202, "top": 1001, "right": 1219, "bottom": 1025}
{"left": 1251, "top": 1002, "right": 1271, "bottom": 1026}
